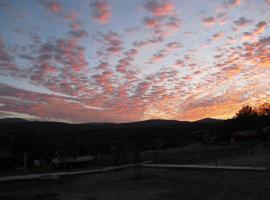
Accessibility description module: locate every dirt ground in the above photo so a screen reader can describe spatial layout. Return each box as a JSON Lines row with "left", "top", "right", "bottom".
{"left": 0, "top": 167, "right": 270, "bottom": 200}
{"left": 1, "top": 144, "right": 270, "bottom": 200}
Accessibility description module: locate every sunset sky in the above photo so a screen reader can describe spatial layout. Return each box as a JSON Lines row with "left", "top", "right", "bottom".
{"left": 0, "top": 0, "right": 270, "bottom": 123}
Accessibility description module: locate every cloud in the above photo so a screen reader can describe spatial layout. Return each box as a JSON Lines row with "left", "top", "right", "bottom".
{"left": 202, "top": 16, "right": 215, "bottom": 27}
{"left": 0, "top": 83, "right": 107, "bottom": 123}
{"left": 212, "top": 31, "right": 224, "bottom": 41}
{"left": 166, "top": 41, "right": 182, "bottom": 49}
{"left": 201, "top": 13, "right": 226, "bottom": 27}
{"left": 116, "top": 58, "right": 130, "bottom": 73}
{"left": 142, "top": 0, "right": 175, "bottom": 17}
{"left": 96, "top": 62, "right": 109, "bottom": 70}
{"left": 165, "top": 16, "right": 181, "bottom": 29}
{"left": 143, "top": 17, "right": 159, "bottom": 28}
{"left": 148, "top": 49, "right": 167, "bottom": 63}
{"left": 243, "top": 36, "right": 270, "bottom": 68}
{"left": 233, "top": 17, "right": 253, "bottom": 28}
{"left": 39, "top": 0, "right": 62, "bottom": 13}
{"left": 0, "top": 38, "right": 13, "bottom": 63}
{"left": 30, "top": 63, "right": 57, "bottom": 82}
{"left": 68, "top": 30, "right": 88, "bottom": 38}
{"left": 254, "top": 21, "right": 267, "bottom": 35}
{"left": 11, "top": 33, "right": 92, "bottom": 98}
{"left": 259, "top": 36, "right": 270, "bottom": 45}
{"left": 2, "top": 0, "right": 270, "bottom": 123}
{"left": 0, "top": 38, "right": 16, "bottom": 72}
{"left": 141, "top": 0, "right": 180, "bottom": 41}
{"left": 173, "top": 59, "right": 184, "bottom": 67}
{"left": 242, "top": 21, "right": 267, "bottom": 41}
{"left": 90, "top": 0, "right": 111, "bottom": 24}
{"left": 223, "top": 0, "right": 241, "bottom": 8}
{"left": 64, "top": 12, "right": 78, "bottom": 21}
{"left": 115, "top": 48, "right": 138, "bottom": 75}
{"left": 92, "top": 70, "right": 114, "bottom": 93}
{"left": 124, "top": 48, "right": 138, "bottom": 57}
{"left": 96, "top": 31, "right": 123, "bottom": 56}
{"left": 70, "top": 21, "right": 82, "bottom": 30}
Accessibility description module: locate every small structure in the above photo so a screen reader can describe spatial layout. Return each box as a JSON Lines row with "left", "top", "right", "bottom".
{"left": 232, "top": 130, "right": 259, "bottom": 155}
{"left": 52, "top": 155, "right": 95, "bottom": 169}
{"left": 232, "top": 130, "right": 257, "bottom": 142}
{"left": 263, "top": 127, "right": 270, "bottom": 134}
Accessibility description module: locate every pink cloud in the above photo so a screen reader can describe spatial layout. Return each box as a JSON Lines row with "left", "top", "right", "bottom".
{"left": 69, "top": 30, "right": 88, "bottom": 38}
{"left": 202, "top": 13, "right": 226, "bottom": 27}
{"left": 116, "top": 48, "right": 139, "bottom": 74}
{"left": 143, "top": 0, "right": 175, "bottom": 17}
{"left": 0, "top": 38, "right": 13, "bottom": 63}
{"left": 90, "top": 0, "right": 111, "bottom": 24}
{"left": 143, "top": 17, "right": 159, "bottom": 28}
{"left": 92, "top": 70, "right": 114, "bottom": 93}
{"left": 141, "top": 1, "right": 181, "bottom": 40}
{"left": 166, "top": 41, "right": 182, "bottom": 49}
{"left": 223, "top": 0, "right": 241, "bottom": 8}
{"left": 233, "top": 17, "right": 253, "bottom": 28}
{"left": 212, "top": 31, "right": 224, "bottom": 41}
{"left": 16, "top": 34, "right": 92, "bottom": 98}
{"left": 124, "top": 49, "right": 138, "bottom": 57}
{"left": 0, "top": 38, "right": 16, "bottom": 72}
{"left": 64, "top": 12, "right": 78, "bottom": 21}
{"left": 133, "top": 40, "right": 149, "bottom": 48}
{"left": 30, "top": 63, "right": 57, "bottom": 82}
{"left": 254, "top": 21, "right": 267, "bottom": 35}
{"left": 0, "top": 83, "right": 108, "bottom": 123}
{"left": 202, "top": 16, "right": 216, "bottom": 27}
{"left": 242, "top": 21, "right": 267, "bottom": 41}
{"left": 116, "top": 57, "right": 131, "bottom": 73}
{"left": 70, "top": 21, "right": 81, "bottom": 31}
{"left": 41, "top": 63, "right": 57, "bottom": 74}
{"left": 96, "top": 62, "right": 109, "bottom": 70}
{"left": 173, "top": 59, "right": 184, "bottom": 67}
{"left": 97, "top": 31, "right": 123, "bottom": 55}
{"left": 147, "top": 49, "right": 167, "bottom": 63}
{"left": 165, "top": 16, "right": 181, "bottom": 29}
{"left": 40, "top": 0, "right": 62, "bottom": 13}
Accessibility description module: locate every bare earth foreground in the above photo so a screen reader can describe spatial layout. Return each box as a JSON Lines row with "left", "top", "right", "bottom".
{"left": 1, "top": 145, "right": 270, "bottom": 200}
{"left": 0, "top": 167, "right": 270, "bottom": 200}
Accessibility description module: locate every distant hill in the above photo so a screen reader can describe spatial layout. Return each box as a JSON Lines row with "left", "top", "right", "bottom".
{"left": 194, "top": 118, "right": 223, "bottom": 124}
{"left": 0, "top": 117, "right": 217, "bottom": 136}
{"left": 0, "top": 118, "right": 190, "bottom": 132}
{"left": 0, "top": 117, "right": 228, "bottom": 148}
{"left": 0, "top": 118, "right": 190, "bottom": 125}
{"left": 115, "top": 119, "right": 189, "bottom": 128}
{"left": 0, "top": 118, "right": 30, "bottom": 123}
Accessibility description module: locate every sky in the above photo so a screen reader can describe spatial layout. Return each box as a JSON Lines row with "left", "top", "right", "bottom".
{"left": 0, "top": 0, "right": 270, "bottom": 123}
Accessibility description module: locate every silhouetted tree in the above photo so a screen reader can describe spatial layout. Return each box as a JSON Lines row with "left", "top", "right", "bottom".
{"left": 235, "top": 105, "right": 257, "bottom": 118}
{"left": 257, "top": 103, "right": 270, "bottom": 116}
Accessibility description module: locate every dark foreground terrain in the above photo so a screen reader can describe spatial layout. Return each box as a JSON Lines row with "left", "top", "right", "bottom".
{"left": 0, "top": 167, "right": 269, "bottom": 200}
{"left": 1, "top": 144, "right": 270, "bottom": 200}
